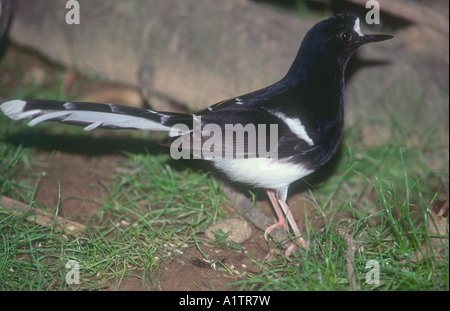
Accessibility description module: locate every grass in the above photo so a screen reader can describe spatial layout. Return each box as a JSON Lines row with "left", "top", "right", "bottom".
{"left": 234, "top": 130, "right": 448, "bottom": 290}
{"left": 0, "top": 146, "right": 227, "bottom": 290}
{"left": 0, "top": 47, "right": 448, "bottom": 291}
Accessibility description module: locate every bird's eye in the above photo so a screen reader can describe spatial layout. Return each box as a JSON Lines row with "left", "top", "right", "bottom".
{"left": 340, "top": 31, "right": 352, "bottom": 42}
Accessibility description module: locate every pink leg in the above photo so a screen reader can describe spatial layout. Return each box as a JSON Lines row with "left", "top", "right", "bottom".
{"left": 264, "top": 189, "right": 287, "bottom": 240}
{"left": 277, "top": 198, "right": 308, "bottom": 255}
{"left": 265, "top": 189, "right": 308, "bottom": 256}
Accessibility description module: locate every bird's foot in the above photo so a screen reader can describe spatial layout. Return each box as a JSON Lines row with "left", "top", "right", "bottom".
{"left": 285, "top": 235, "right": 308, "bottom": 257}
{"left": 264, "top": 221, "right": 286, "bottom": 241}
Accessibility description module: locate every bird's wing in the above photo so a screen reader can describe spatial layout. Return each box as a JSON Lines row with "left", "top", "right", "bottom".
{"left": 168, "top": 91, "right": 318, "bottom": 160}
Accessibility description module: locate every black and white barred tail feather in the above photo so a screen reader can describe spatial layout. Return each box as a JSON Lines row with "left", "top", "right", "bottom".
{"left": 0, "top": 99, "right": 192, "bottom": 132}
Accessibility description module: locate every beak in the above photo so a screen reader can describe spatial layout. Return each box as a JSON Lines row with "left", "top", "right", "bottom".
{"left": 360, "top": 34, "right": 393, "bottom": 44}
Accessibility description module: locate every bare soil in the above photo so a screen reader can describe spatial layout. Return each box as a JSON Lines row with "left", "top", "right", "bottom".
{"left": 29, "top": 147, "right": 321, "bottom": 290}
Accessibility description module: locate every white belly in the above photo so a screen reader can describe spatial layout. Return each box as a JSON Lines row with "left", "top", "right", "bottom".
{"left": 212, "top": 157, "right": 313, "bottom": 190}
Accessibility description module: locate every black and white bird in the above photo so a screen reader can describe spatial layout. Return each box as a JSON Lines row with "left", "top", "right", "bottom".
{"left": 1, "top": 13, "right": 392, "bottom": 255}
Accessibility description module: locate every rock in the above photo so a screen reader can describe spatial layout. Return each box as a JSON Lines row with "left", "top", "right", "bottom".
{"left": 205, "top": 218, "right": 252, "bottom": 244}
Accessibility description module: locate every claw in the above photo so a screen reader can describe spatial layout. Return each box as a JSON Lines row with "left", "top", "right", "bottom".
{"left": 264, "top": 221, "right": 286, "bottom": 241}
{"left": 285, "top": 236, "right": 308, "bottom": 257}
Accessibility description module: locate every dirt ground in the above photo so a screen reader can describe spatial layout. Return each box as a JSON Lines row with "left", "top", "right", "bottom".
{"left": 31, "top": 149, "right": 327, "bottom": 290}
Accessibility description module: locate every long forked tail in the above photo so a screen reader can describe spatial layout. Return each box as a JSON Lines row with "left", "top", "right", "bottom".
{"left": 1, "top": 99, "right": 192, "bottom": 132}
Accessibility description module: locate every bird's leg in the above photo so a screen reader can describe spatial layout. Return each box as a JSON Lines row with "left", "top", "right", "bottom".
{"left": 264, "top": 189, "right": 287, "bottom": 240}
{"left": 277, "top": 197, "right": 308, "bottom": 255}
{"left": 265, "top": 189, "right": 308, "bottom": 256}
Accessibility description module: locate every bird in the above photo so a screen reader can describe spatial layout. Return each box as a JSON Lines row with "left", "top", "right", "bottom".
{"left": 1, "top": 12, "right": 392, "bottom": 256}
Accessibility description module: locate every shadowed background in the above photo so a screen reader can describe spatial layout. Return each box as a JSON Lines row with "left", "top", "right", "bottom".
{"left": 3, "top": 0, "right": 448, "bottom": 149}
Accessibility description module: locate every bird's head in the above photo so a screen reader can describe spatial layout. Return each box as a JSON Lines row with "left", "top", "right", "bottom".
{"left": 321, "top": 12, "right": 392, "bottom": 51}
{"left": 288, "top": 12, "right": 393, "bottom": 78}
